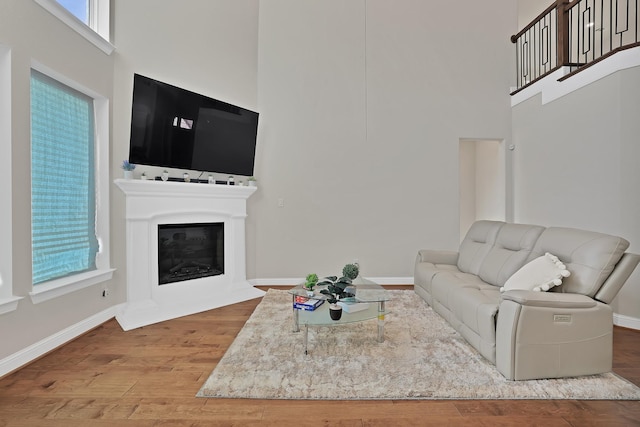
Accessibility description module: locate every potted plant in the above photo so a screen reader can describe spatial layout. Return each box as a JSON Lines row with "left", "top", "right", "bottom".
{"left": 319, "top": 275, "right": 355, "bottom": 320}
{"left": 141, "top": 171, "right": 148, "bottom": 180}
{"left": 304, "top": 273, "right": 318, "bottom": 296}
{"left": 247, "top": 176, "right": 257, "bottom": 187}
{"left": 342, "top": 263, "right": 359, "bottom": 280}
{"left": 121, "top": 160, "right": 135, "bottom": 179}
{"left": 342, "top": 262, "right": 360, "bottom": 296}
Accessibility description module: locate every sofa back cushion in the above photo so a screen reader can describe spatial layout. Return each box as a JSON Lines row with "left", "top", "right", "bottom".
{"left": 528, "top": 227, "right": 629, "bottom": 297}
{"left": 478, "top": 223, "right": 545, "bottom": 287}
{"left": 457, "top": 221, "right": 504, "bottom": 275}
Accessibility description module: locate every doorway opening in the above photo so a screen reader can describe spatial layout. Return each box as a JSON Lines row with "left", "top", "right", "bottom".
{"left": 458, "top": 139, "right": 511, "bottom": 241}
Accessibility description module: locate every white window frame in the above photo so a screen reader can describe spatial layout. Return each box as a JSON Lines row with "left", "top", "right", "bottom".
{"left": 0, "top": 44, "right": 22, "bottom": 315}
{"left": 32, "top": 0, "right": 114, "bottom": 55}
{"left": 28, "top": 61, "right": 114, "bottom": 304}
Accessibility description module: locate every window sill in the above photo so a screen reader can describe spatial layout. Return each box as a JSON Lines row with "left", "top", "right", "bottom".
{"left": 29, "top": 268, "right": 115, "bottom": 304}
{"left": 32, "top": 0, "right": 114, "bottom": 55}
{"left": 0, "top": 296, "right": 23, "bottom": 315}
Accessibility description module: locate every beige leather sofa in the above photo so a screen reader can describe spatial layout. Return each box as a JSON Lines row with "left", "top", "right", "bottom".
{"left": 414, "top": 220, "right": 639, "bottom": 380}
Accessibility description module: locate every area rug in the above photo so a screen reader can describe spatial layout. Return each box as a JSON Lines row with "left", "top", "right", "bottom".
{"left": 197, "top": 289, "right": 640, "bottom": 400}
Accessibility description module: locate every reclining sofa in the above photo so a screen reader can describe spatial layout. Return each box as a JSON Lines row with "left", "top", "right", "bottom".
{"left": 414, "top": 220, "right": 639, "bottom": 380}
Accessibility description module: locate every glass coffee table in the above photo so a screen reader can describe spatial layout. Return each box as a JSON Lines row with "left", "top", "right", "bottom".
{"left": 288, "top": 278, "right": 390, "bottom": 354}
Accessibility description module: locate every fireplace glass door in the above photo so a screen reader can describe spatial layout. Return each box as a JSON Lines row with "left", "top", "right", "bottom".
{"left": 157, "top": 222, "right": 224, "bottom": 285}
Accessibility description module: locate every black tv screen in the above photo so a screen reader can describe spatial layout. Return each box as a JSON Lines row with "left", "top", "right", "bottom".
{"left": 128, "top": 74, "right": 258, "bottom": 176}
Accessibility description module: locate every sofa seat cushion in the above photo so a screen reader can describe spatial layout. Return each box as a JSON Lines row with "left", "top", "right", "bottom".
{"left": 449, "top": 285, "right": 501, "bottom": 341}
{"left": 414, "top": 262, "right": 459, "bottom": 294}
{"left": 431, "top": 271, "right": 497, "bottom": 316}
{"left": 431, "top": 272, "right": 501, "bottom": 363}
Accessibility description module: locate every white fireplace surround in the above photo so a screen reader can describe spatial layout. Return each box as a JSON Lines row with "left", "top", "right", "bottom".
{"left": 114, "top": 179, "right": 264, "bottom": 330}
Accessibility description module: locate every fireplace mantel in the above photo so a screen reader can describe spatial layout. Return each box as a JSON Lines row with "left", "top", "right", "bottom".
{"left": 115, "top": 179, "right": 264, "bottom": 330}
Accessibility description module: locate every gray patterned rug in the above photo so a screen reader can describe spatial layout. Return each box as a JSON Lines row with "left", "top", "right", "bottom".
{"left": 197, "top": 289, "right": 640, "bottom": 400}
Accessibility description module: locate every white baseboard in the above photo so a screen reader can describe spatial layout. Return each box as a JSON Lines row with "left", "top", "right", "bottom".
{"left": 614, "top": 312, "right": 640, "bottom": 330}
{"left": 0, "top": 305, "right": 119, "bottom": 378}
{"left": 249, "top": 277, "right": 414, "bottom": 286}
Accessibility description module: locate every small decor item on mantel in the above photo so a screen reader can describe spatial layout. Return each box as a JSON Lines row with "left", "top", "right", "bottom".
{"left": 161, "top": 170, "right": 169, "bottom": 181}
{"left": 140, "top": 171, "right": 148, "bottom": 180}
{"left": 318, "top": 275, "right": 355, "bottom": 321}
{"left": 304, "top": 273, "right": 318, "bottom": 296}
{"left": 247, "top": 176, "right": 257, "bottom": 187}
{"left": 183, "top": 172, "right": 190, "bottom": 182}
{"left": 121, "top": 160, "right": 135, "bottom": 179}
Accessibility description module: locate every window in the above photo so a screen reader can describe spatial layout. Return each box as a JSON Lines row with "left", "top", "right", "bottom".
{"left": 28, "top": 64, "right": 113, "bottom": 303}
{"left": 0, "top": 44, "right": 22, "bottom": 314}
{"left": 33, "top": 0, "right": 113, "bottom": 55}
{"left": 30, "top": 70, "right": 99, "bottom": 285}
{"left": 56, "top": 0, "right": 89, "bottom": 25}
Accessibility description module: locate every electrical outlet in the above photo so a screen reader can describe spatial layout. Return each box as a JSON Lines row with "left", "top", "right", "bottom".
{"left": 102, "top": 288, "right": 110, "bottom": 297}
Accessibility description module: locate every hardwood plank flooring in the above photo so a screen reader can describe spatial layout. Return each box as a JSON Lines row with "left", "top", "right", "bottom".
{"left": 1, "top": 285, "right": 639, "bottom": 426}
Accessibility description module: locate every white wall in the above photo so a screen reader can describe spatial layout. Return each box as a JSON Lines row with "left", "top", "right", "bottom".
{"left": 511, "top": 66, "right": 640, "bottom": 321}
{"left": 517, "top": 0, "right": 551, "bottom": 28}
{"left": 618, "top": 67, "right": 640, "bottom": 322}
{"left": 255, "top": 0, "right": 517, "bottom": 280}
{"left": 0, "top": 0, "right": 115, "bottom": 361}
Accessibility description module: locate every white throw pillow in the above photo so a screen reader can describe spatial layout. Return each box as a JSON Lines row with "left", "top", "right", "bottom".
{"left": 500, "top": 252, "right": 571, "bottom": 292}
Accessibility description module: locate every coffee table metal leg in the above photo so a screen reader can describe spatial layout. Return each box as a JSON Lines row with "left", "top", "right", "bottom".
{"left": 292, "top": 295, "right": 299, "bottom": 332}
{"left": 304, "top": 324, "right": 309, "bottom": 355}
{"left": 377, "top": 301, "right": 385, "bottom": 342}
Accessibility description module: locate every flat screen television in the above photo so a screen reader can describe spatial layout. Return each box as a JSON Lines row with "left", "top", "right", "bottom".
{"left": 128, "top": 74, "right": 259, "bottom": 176}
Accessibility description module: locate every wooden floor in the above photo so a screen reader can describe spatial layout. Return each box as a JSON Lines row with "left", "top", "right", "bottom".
{"left": 1, "top": 285, "right": 640, "bottom": 426}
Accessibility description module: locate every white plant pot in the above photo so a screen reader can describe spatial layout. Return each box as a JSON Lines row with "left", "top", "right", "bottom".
{"left": 124, "top": 170, "right": 133, "bottom": 180}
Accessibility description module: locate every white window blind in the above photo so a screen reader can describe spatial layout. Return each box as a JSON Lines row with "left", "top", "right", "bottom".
{"left": 30, "top": 69, "right": 98, "bottom": 285}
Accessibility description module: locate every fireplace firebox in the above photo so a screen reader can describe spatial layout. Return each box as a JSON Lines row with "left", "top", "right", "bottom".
{"left": 158, "top": 222, "right": 224, "bottom": 285}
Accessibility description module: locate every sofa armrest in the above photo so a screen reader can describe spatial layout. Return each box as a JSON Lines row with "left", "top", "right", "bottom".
{"left": 416, "top": 249, "right": 458, "bottom": 265}
{"left": 595, "top": 252, "right": 640, "bottom": 304}
{"left": 501, "top": 290, "right": 597, "bottom": 309}
{"left": 496, "top": 291, "right": 612, "bottom": 380}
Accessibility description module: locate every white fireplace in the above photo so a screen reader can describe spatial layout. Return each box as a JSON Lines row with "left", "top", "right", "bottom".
{"left": 114, "top": 179, "right": 264, "bottom": 330}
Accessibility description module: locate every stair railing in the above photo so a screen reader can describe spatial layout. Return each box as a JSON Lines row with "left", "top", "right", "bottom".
{"left": 511, "top": 0, "right": 639, "bottom": 94}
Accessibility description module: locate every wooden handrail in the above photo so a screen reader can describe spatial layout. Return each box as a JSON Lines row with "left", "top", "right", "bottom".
{"left": 510, "top": 1, "right": 557, "bottom": 43}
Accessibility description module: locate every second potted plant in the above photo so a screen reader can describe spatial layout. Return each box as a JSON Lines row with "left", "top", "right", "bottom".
{"left": 304, "top": 273, "right": 318, "bottom": 296}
